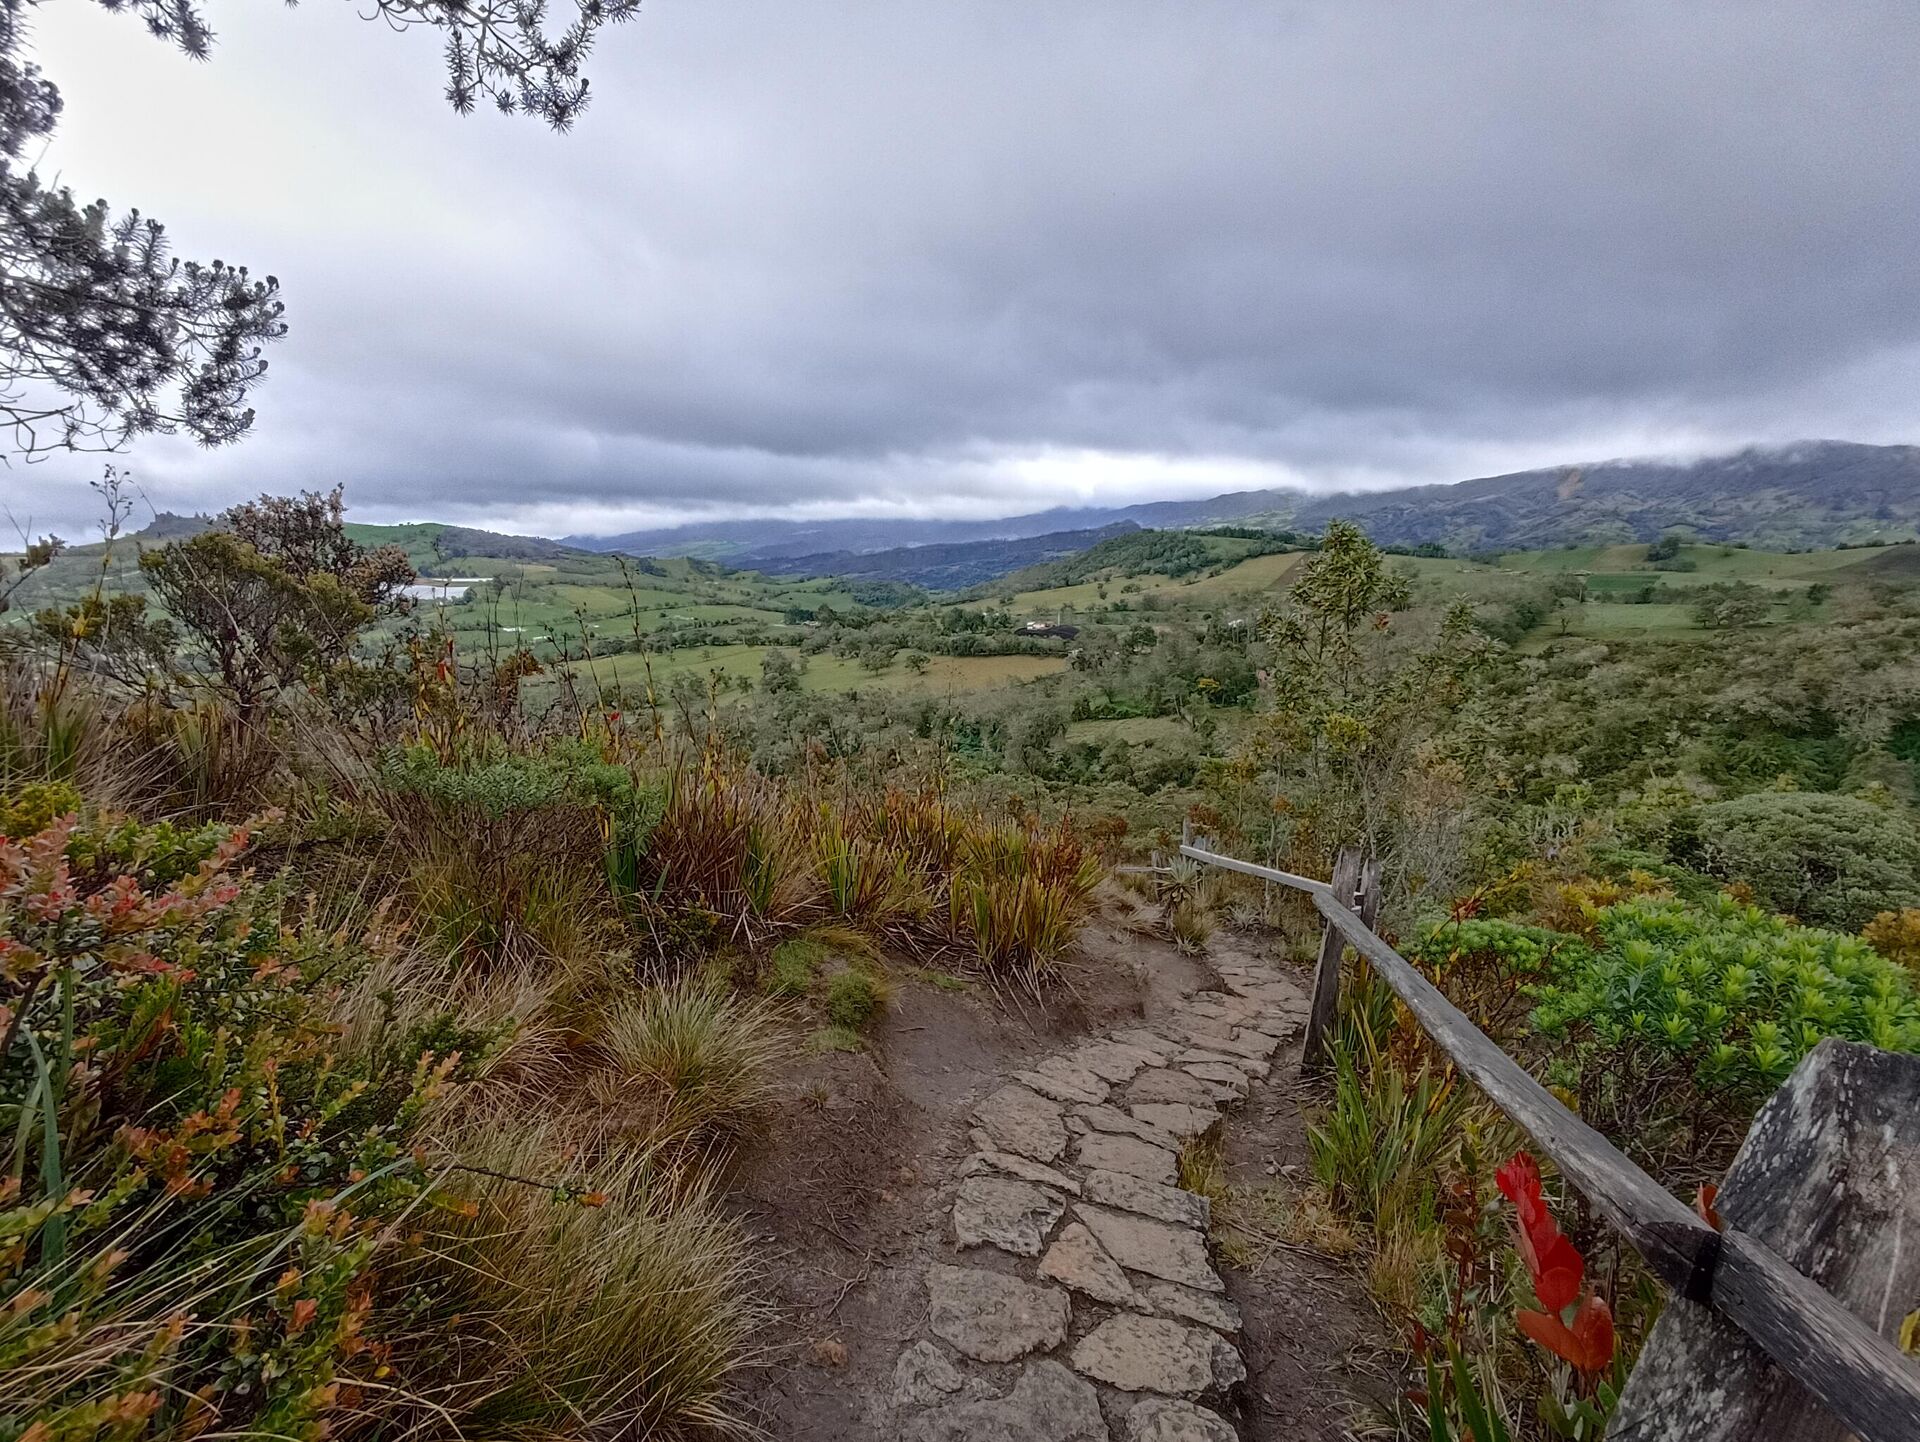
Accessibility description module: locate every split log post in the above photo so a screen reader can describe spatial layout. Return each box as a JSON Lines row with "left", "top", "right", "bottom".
{"left": 1302, "top": 846, "right": 1365, "bottom": 1067}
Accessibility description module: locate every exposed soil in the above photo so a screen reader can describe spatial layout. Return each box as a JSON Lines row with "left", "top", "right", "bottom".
{"left": 1205, "top": 934, "right": 1404, "bottom": 1439}
{"left": 726, "top": 900, "right": 1388, "bottom": 1440}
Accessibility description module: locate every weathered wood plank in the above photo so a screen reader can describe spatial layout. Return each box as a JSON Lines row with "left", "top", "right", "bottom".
{"left": 1180, "top": 843, "right": 1920, "bottom": 1442}
{"left": 1302, "top": 848, "right": 1363, "bottom": 1068}
{"left": 1175, "top": 843, "right": 1332, "bottom": 898}
{"left": 1613, "top": 1040, "right": 1920, "bottom": 1441}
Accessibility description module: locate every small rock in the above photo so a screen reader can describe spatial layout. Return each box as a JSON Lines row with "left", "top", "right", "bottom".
{"left": 953, "top": 1176, "right": 1068, "bottom": 1256}
{"left": 1039, "top": 1221, "right": 1138, "bottom": 1306}
{"left": 907, "top": 1360, "right": 1109, "bottom": 1442}
{"left": 1129, "top": 1103, "right": 1219, "bottom": 1140}
{"left": 893, "top": 1340, "right": 973, "bottom": 1408}
{"left": 974, "top": 1084, "right": 1068, "bottom": 1163}
{"left": 959, "top": 1149, "right": 1083, "bottom": 1195}
{"left": 1083, "top": 1169, "right": 1210, "bottom": 1229}
{"left": 1074, "top": 1203, "right": 1221, "bottom": 1291}
{"left": 1073, "top": 1130, "right": 1178, "bottom": 1185}
{"left": 1075, "top": 1104, "right": 1182, "bottom": 1152}
{"left": 1139, "top": 1281, "right": 1241, "bottom": 1334}
{"left": 1123, "top": 1399, "right": 1237, "bottom": 1442}
{"left": 927, "top": 1264, "right": 1072, "bottom": 1363}
{"left": 1127, "top": 1068, "right": 1220, "bottom": 1110}
{"left": 1069, "top": 1314, "right": 1215, "bottom": 1395}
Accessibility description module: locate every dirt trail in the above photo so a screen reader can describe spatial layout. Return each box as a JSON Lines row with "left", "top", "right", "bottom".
{"left": 729, "top": 904, "right": 1388, "bottom": 1440}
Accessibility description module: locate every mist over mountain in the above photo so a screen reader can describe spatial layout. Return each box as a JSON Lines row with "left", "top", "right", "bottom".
{"left": 566, "top": 441, "right": 1920, "bottom": 563}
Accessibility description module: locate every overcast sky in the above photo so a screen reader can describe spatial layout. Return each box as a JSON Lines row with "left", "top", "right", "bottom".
{"left": 12, "top": 0, "right": 1920, "bottom": 539}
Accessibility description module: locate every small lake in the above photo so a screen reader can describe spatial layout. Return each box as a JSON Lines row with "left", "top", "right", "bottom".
{"left": 398, "top": 578, "right": 486, "bottom": 602}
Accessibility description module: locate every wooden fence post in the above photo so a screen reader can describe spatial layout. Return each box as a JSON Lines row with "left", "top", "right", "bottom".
{"left": 1302, "top": 846, "right": 1365, "bottom": 1068}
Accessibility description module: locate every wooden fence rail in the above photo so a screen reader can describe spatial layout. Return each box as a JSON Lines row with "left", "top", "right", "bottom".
{"left": 1176, "top": 831, "right": 1920, "bottom": 1442}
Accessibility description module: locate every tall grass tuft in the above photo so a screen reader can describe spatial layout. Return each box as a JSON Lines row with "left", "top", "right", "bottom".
{"left": 596, "top": 977, "right": 786, "bottom": 1160}
{"left": 396, "top": 1125, "right": 765, "bottom": 1440}
{"left": 952, "top": 820, "right": 1102, "bottom": 979}
{"left": 1308, "top": 992, "right": 1470, "bottom": 1236}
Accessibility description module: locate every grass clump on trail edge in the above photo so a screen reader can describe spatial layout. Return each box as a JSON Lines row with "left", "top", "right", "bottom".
{"left": 824, "top": 967, "right": 889, "bottom": 1029}
{"left": 806, "top": 1024, "right": 866, "bottom": 1054}
{"left": 596, "top": 978, "right": 785, "bottom": 1159}
{"left": 764, "top": 935, "right": 826, "bottom": 996}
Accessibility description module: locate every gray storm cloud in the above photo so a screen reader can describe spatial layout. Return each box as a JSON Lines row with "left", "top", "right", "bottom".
{"left": 10, "top": 0, "right": 1920, "bottom": 538}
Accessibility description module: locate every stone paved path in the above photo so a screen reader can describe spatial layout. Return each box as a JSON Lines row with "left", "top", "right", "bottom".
{"left": 883, "top": 956, "right": 1312, "bottom": 1442}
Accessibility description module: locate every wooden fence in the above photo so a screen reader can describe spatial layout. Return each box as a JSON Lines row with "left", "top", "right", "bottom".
{"left": 1175, "top": 827, "right": 1920, "bottom": 1442}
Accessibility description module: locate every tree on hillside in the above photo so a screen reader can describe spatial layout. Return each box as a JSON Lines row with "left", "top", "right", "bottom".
{"left": 0, "top": 0, "right": 640, "bottom": 460}
{"left": 1240, "top": 519, "right": 1488, "bottom": 893}
{"left": 140, "top": 486, "right": 414, "bottom": 715}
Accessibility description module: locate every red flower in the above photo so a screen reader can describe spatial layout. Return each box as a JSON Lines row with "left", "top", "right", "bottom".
{"left": 1517, "top": 1293, "right": 1615, "bottom": 1374}
{"left": 1495, "top": 1152, "right": 1584, "bottom": 1312}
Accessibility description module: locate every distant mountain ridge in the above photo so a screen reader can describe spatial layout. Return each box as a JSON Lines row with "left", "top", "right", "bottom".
{"left": 758, "top": 523, "right": 1140, "bottom": 588}
{"left": 565, "top": 440, "right": 1920, "bottom": 560}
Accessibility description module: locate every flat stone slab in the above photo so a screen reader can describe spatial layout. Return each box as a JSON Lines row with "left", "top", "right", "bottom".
{"left": 908, "top": 1360, "right": 1109, "bottom": 1442}
{"left": 894, "top": 1340, "right": 992, "bottom": 1409}
{"left": 1183, "top": 995, "right": 1265, "bottom": 1024}
{"left": 1161, "top": 1016, "right": 1237, "bottom": 1048}
{"left": 927, "top": 1265, "right": 1071, "bottom": 1362}
{"left": 1014, "top": 1063, "right": 1108, "bottom": 1106}
{"left": 1129, "top": 1102, "right": 1218, "bottom": 1140}
{"left": 953, "top": 1176, "right": 1068, "bottom": 1256}
{"left": 1039, "top": 1221, "right": 1138, "bottom": 1306}
{"left": 959, "top": 1149, "right": 1083, "bottom": 1195}
{"left": 1182, "top": 1062, "right": 1252, "bottom": 1092}
{"left": 1124, "top": 1398, "right": 1237, "bottom": 1442}
{"left": 1140, "top": 1280, "right": 1241, "bottom": 1334}
{"left": 1174, "top": 1047, "right": 1269, "bottom": 1080}
{"left": 1070, "top": 1314, "right": 1216, "bottom": 1396}
{"left": 1181, "top": 1072, "right": 1247, "bottom": 1105}
{"left": 1110, "top": 1028, "right": 1179, "bottom": 1062}
{"left": 1073, "top": 1130, "right": 1178, "bottom": 1185}
{"left": 974, "top": 1084, "right": 1068, "bottom": 1163}
{"left": 1074, "top": 1203, "right": 1221, "bottom": 1292}
{"left": 1074, "top": 1104, "right": 1182, "bottom": 1152}
{"left": 1070, "top": 1041, "right": 1159, "bottom": 1084}
{"left": 1083, "top": 1169, "right": 1210, "bottom": 1229}
{"left": 1126, "top": 1068, "right": 1219, "bottom": 1110}
{"left": 1203, "top": 1030, "right": 1281, "bottom": 1062}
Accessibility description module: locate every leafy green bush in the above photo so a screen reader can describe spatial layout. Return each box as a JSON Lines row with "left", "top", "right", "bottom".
{"left": 0, "top": 779, "right": 81, "bottom": 836}
{"left": 1, "top": 814, "right": 470, "bottom": 1441}
{"left": 1529, "top": 894, "right": 1920, "bottom": 1094}
{"left": 1672, "top": 790, "right": 1920, "bottom": 929}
